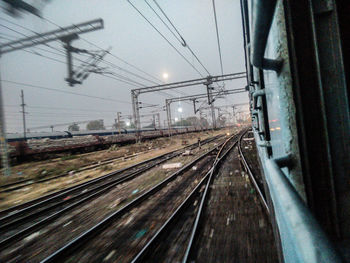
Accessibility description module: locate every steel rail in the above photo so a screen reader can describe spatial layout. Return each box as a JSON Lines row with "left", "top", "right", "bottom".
{"left": 182, "top": 134, "right": 239, "bottom": 263}
{"left": 0, "top": 148, "right": 153, "bottom": 193}
{"left": 238, "top": 129, "right": 269, "bottom": 213}
{"left": 0, "top": 128, "right": 212, "bottom": 192}
{"left": 0, "top": 153, "right": 181, "bottom": 247}
{"left": 40, "top": 138, "right": 226, "bottom": 263}
{"left": 130, "top": 134, "right": 238, "bottom": 262}
{"left": 0, "top": 135, "right": 220, "bottom": 220}
{"left": 0, "top": 136, "right": 224, "bottom": 249}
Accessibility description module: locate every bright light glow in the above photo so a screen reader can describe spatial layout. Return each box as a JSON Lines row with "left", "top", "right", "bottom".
{"left": 177, "top": 107, "right": 183, "bottom": 113}
{"left": 162, "top": 72, "right": 169, "bottom": 79}
{"left": 174, "top": 117, "right": 179, "bottom": 121}
{"left": 226, "top": 132, "right": 230, "bottom": 136}
{"left": 126, "top": 122, "right": 131, "bottom": 126}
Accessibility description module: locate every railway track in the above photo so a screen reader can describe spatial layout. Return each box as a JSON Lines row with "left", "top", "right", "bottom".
{"left": 127, "top": 129, "right": 270, "bottom": 263}
{"left": 238, "top": 129, "right": 268, "bottom": 212}
{"left": 37, "top": 133, "right": 239, "bottom": 263}
{"left": 0, "top": 148, "right": 153, "bottom": 193}
{"left": 0, "top": 134, "right": 224, "bottom": 254}
{"left": 130, "top": 133, "right": 240, "bottom": 263}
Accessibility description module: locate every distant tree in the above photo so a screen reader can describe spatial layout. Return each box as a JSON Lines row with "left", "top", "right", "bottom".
{"left": 200, "top": 117, "right": 209, "bottom": 128}
{"left": 217, "top": 116, "right": 227, "bottom": 127}
{"left": 68, "top": 123, "right": 80, "bottom": 132}
{"left": 186, "top": 116, "right": 200, "bottom": 127}
{"left": 144, "top": 123, "right": 156, "bottom": 128}
{"left": 87, "top": 120, "right": 105, "bottom": 130}
{"left": 173, "top": 118, "right": 191, "bottom": 127}
{"left": 112, "top": 120, "right": 126, "bottom": 129}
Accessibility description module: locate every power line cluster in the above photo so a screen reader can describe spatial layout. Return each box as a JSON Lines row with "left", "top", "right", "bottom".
{"left": 127, "top": 0, "right": 212, "bottom": 78}
{"left": 1, "top": 3, "right": 232, "bottom": 133}
{"left": 0, "top": 16, "right": 188, "bottom": 100}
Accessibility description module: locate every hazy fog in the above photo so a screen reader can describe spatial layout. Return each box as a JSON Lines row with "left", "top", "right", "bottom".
{"left": 0, "top": 0, "right": 247, "bottom": 133}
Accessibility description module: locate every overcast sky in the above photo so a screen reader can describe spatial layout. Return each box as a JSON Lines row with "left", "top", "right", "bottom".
{"left": 0, "top": 0, "right": 248, "bottom": 133}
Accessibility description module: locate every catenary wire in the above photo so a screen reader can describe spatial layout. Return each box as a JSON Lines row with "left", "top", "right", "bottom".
{"left": 126, "top": 0, "right": 204, "bottom": 77}
{"left": 1, "top": 80, "right": 132, "bottom": 104}
{"left": 212, "top": 0, "right": 224, "bottom": 75}
{"left": 35, "top": 16, "right": 191, "bottom": 98}
{"left": 150, "top": 0, "right": 211, "bottom": 76}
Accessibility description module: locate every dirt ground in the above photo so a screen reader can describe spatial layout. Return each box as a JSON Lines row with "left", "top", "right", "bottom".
{"left": 0, "top": 141, "right": 217, "bottom": 263}
{"left": 0, "top": 129, "right": 231, "bottom": 211}
{"left": 192, "top": 146, "right": 278, "bottom": 263}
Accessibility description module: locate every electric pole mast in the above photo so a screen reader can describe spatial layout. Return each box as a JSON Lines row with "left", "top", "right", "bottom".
{"left": 131, "top": 72, "right": 246, "bottom": 137}
{"left": 0, "top": 66, "right": 10, "bottom": 176}
{"left": 0, "top": 18, "right": 104, "bottom": 177}
{"left": 204, "top": 77, "right": 216, "bottom": 130}
{"left": 157, "top": 113, "right": 161, "bottom": 129}
{"left": 117, "top": 112, "right": 121, "bottom": 134}
{"left": 20, "top": 90, "right": 27, "bottom": 141}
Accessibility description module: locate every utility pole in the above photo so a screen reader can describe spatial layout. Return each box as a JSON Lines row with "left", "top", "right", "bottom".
{"left": 152, "top": 114, "right": 156, "bottom": 129}
{"left": 117, "top": 112, "right": 121, "bottom": 134}
{"left": 0, "top": 66, "right": 10, "bottom": 176}
{"left": 0, "top": 18, "right": 104, "bottom": 177}
{"left": 232, "top": 106, "right": 236, "bottom": 125}
{"left": 204, "top": 76, "right": 216, "bottom": 130}
{"left": 131, "top": 90, "right": 141, "bottom": 142}
{"left": 192, "top": 99, "right": 197, "bottom": 114}
{"left": 165, "top": 100, "right": 172, "bottom": 137}
{"left": 20, "top": 90, "right": 27, "bottom": 141}
{"left": 164, "top": 88, "right": 246, "bottom": 135}
{"left": 131, "top": 72, "right": 246, "bottom": 137}
{"left": 156, "top": 113, "right": 161, "bottom": 129}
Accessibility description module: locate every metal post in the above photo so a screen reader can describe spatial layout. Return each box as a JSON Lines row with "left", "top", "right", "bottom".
{"left": 50, "top": 125, "right": 54, "bottom": 132}
{"left": 20, "top": 90, "right": 27, "bottom": 141}
{"left": 166, "top": 100, "right": 172, "bottom": 137}
{"left": 0, "top": 64, "right": 11, "bottom": 176}
{"left": 192, "top": 99, "right": 197, "bottom": 114}
{"left": 210, "top": 102, "right": 216, "bottom": 130}
{"left": 117, "top": 112, "right": 121, "bottom": 134}
{"left": 131, "top": 91, "right": 141, "bottom": 142}
{"left": 206, "top": 87, "right": 216, "bottom": 130}
{"left": 157, "top": 113, "right": 161, "bottom": 129}
{"left": 61, "top": 34, "right": 80, "bottom": 86}
{"left": 152, "top": 114, "right": 156, "bottom": 129}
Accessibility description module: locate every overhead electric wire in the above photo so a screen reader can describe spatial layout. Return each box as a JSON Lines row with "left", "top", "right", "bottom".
{"left": 150, "top": 0, "right": 211, "bottom": 76}
{"left": 0, "top": 25, "right": 155, "bottom": 89}
{"left": 99, "top": 73, "right": 144, "bottom": 88}
{"left": 144, "top": 1, "right": 224, "bottom": 96}
{"left": 37, "top": 15, "right": 191, "bottom": 98}
{"left": 40, "top": 16, "right": 164, "bottom": 84}
{"left": 20, "top": 48, "right": 67, "bottom": 64}
{"left": 0, "top": 24, "right": 90, "bottom": 65}
{"left": 100, "top": 59, "right": 159, "bottom": 85}
{"left": 0, "top": 21, "right": 151, "bottom": 88}
{"left": 127, "top": 0, "right": 204, "bottom": 77}
{"left": 5, "top": 104, "right": 121, "bottom": 113}
{"left": 212, "top": 0, "right": 224, "bottom": 75}
{"left": 144, "top": 0, "right": 185, "bottom": 47}
{"left": 2, "top": 16, "right": 191, "bottom": 101}
{"left": 1, "top": 80, "right": 132, "bottom": 104}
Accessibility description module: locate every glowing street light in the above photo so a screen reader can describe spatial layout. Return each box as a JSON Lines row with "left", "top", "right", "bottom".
{"left": 162, "top": 72, "right": 169, "bottom": 80}
{"left": 174, "top": 117, "right": 179, "bottom": 122}
{"left": 126, "top": 121, "right": 131, "bottom": 127}
{"left": 177, "top": 107, "right": 183, "bottom": 113}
